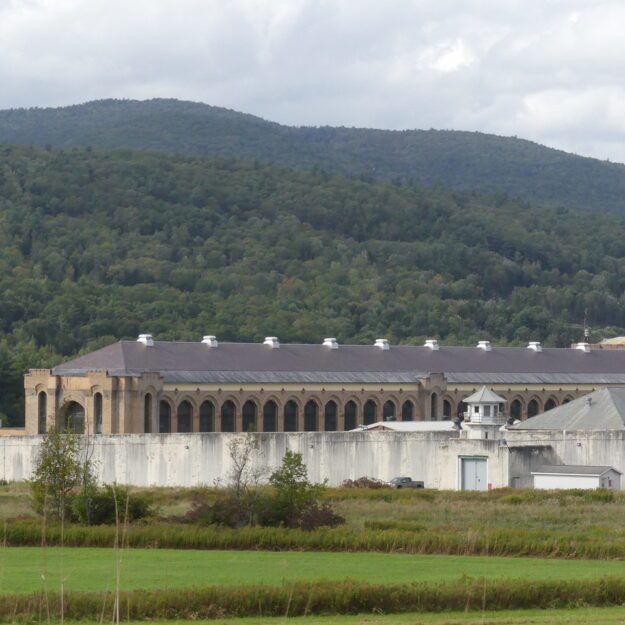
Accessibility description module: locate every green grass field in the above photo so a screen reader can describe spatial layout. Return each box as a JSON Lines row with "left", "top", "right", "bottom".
{"left": 55, "top": 608, "right": 625, "bottom": 624}
{"left": 2, "top": 547, "right": 625, "bottom": 594}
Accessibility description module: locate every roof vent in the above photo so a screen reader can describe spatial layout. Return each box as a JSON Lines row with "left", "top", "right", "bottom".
{"left": 263, "top": 336, "right": 280, "bottom": 349}
{"left": 202, "top": 335, "right": 218, "bottom": 347}
{"left": 477, "top": 340, "right": 492, "bottom": 352}
{"left": 137, "top": 334, "right": 154, "bottom": 347}
{"left": 527, "top": 341, "right": 542, "bottom": 352}
{"left": 575, "top": 342, "right": 591, "bottom": 353}
{"left": 322, "top": 337, "right": 339, "bottom": 349}
{"left": 374, "top": 338, "right": 389, "bottom": 350}
{"left": 424, "top": 339, "right": 439, "bottom": 351}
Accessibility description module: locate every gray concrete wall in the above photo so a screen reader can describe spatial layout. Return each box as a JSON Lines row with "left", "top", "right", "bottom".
{"left": 0, "top": 431, "right": 507, "bottom": 488}
{"left": 3, "top": 429, "right": 619, "bottom": 489}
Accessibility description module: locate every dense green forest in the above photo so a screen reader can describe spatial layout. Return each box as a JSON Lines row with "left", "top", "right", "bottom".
{"left": 2, "top": 99, "right": 625, "bottom": 213}
{"left": 2, "top": 144, "right": 625, "bottom": 424}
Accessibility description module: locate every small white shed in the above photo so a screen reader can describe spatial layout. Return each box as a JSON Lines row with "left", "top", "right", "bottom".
{"left": 532, "top": 465, "right": 621, "bottom": 490}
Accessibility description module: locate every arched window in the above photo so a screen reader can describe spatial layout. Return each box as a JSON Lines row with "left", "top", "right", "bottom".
{"left": 144, "top": 394, "right": 152, "bottom": 433}
{"left": 200, "top": 401, "right": 214, "bottom": 432}
{"left": 324, "top": 401, "right": 337, "bottom": 431}
{"left": 544, "top": 398, "right": 557, "bottom": 411}
{"left": 563, "top": 397, "right": 572, "bottom": 404}
{"left": 263, "top": 400, "right": 278, "bottom": 432}
{"left": 430, "top": 393, "right": 438, "bottom": 420}
{"left": 159, "top": 401, "right": 171, "bottom": 433}
{"left": 443, "top": 399, "right": 452, "bottom": 420}
{"left": 401, "top": 400, "right": 414, "bottom": 421}
{"left": 221, "top": 400, "right": 235, "bottom": 432}
{"left": 344, "top": 400, "right": 357, "bottom": 430}
{"left": 94, "top": 392, "right": 103, "bottom": 434}
{"left": 177, "top": 400, "right": 192, "bottom": 433}
{"left": 383, "top": 400, "right": 396, "bottom": 421}
{"left": 363, "top": 400, "right": 377, "bottom": 425}
{"left": 65, "top": 401, "right": 85, "bottom": 434}
{"left": 38, "top": 391, "right": 47, "bottom": 435}
{"left": 457, "top": 401, "right": 468, "bottom": 419}
{"left": 242, "top": 400, "right": 257, "bottom": 432}
{"left": 304, "top": 400, "right": 318, "bottom": 431}
{"left": 284, "top": 400, "right": 298, "bottom": 432}
{"left": 528, "top": 399, "right": 540, "bottom": 418}
{"left": 510, "top": 399, "right": 522, "bottom": 421}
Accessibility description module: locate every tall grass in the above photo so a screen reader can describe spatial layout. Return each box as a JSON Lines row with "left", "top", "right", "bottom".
{"left": 2, "top": 577, "right": 625, "bottom": 620}
{"left": 4, "top": 520, "right": 625, "bottom": 559}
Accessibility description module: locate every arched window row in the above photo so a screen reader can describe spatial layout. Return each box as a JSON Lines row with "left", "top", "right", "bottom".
{"left": 150, "top": 396, "right": 421, "bottom": 432}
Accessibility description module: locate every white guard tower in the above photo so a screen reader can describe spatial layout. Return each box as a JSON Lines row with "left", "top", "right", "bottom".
{"left": 462, "top": 386, "right": 507, "bottom": 440}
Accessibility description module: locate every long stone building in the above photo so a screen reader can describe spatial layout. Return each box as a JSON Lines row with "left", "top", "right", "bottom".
{"left": 23, "top": 334, "right": 625, "bottom": 436}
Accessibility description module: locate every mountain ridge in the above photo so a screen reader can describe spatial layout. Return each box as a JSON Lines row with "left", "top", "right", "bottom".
{"left": 2, "top": 98, "right": 625, "bottom": 213}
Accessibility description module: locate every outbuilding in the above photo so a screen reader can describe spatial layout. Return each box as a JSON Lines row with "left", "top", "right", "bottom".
{"left": 532, "top": 465, "right": 621, "bottom": 490}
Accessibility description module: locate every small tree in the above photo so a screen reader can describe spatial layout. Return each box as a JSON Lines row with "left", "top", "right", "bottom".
{"left": 268, "top": 450, "right": 324, "bottom": 526}
{"left": 29, "top": 426, "right": 95, "bottom": 521}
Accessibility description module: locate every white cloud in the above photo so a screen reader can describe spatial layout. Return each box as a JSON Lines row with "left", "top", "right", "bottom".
{"left": 1, "top": 0, "right": 625, "bottom": 161}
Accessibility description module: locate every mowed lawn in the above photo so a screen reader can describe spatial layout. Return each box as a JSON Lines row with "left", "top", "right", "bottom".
{"left": 2, "top": 547, "right": 625, "bottom": 594}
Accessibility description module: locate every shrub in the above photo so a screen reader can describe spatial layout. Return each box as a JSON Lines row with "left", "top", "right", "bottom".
{"left": 185, "top": 492, "right": 250, "bottom": 528}
{"left": 73, "top": 485, "right": 154, "bottom": 525}
{"left": 341, "top": 477, "right": 387, "bottom": 489}
{"left": 299, "top": 503, "right": 345, "bottom": 531}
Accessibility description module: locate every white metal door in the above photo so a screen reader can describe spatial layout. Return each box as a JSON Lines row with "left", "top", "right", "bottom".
{"left": 461, "top": 457, "right": 487, "bottom": 491}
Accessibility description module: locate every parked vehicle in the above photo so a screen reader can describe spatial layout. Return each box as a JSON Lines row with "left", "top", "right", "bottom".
{"left": 389, "top": 477, "right": 424, "bottom": 489}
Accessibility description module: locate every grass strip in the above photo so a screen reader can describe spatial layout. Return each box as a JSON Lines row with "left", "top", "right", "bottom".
{"left": 4, "top": 521, "right": 625, "bottom": 559}
{"left": 3, "top": 577, "right": 625, "bottom": 621}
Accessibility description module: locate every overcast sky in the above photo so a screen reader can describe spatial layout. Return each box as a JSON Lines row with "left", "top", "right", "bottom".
{"left": 2, "top": 0, "right": 625, "bottom": 161}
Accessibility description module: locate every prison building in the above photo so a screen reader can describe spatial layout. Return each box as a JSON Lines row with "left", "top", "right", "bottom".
{"left": 23, "top": 335, "right": 625, "bottom": 435}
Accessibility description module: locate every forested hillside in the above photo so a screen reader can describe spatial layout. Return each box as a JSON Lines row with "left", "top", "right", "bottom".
{"left": 2, "top": 144, "right": 625, "bottom": 424}
{"left": 2, "top": 99, "right": 625, "bottom": 213}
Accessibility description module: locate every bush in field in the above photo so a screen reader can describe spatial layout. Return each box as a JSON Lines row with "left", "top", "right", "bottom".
{"left": 186, "top": 491, "right": 251, "bottom": 528}
{"left": 298, "top": 502, "right": 345, "bottom": 530}
{"left": 29, "top": 427, "right": 95, "bottom": 521}
{"left": 72, "top": 484, "right": 154, "bottom": 525}
{"left": 341, "top": 477, "right": 387, "bottom": 489}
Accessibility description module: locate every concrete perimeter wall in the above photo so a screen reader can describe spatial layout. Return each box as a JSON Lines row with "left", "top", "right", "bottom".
{"left": 0, "top": 432, "right": 508, "bottom": 489}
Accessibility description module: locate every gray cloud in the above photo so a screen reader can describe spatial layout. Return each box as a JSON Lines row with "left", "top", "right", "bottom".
{"left": 1, "top": 0, "right": 625, "bottom": 161}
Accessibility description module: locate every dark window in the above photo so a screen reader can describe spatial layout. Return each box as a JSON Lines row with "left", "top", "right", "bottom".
{"left": 159, "top": 401, "right": 171, "bottom": 433}
{"left": 344, "top": 400, "right": 357, "bottom": 430}
{"left": 383, "top": 400, "right": 395, "bottom": 421}
{"left": 457, "top": 401, "right": 468, "bottom": 418}
{"left": 511, "top": 399, "right": 522, "bottom": 420}
{"left": 221, "top": 400, "right": 235, "bottom": 432}
{"left": 401, "top": 400, "right": 414, "bottom": 421}
{"left": 38, "top": 392, "right": 47, "bottom": 435}
{"left": 65, "top": 401, "right": 85, "bottom": 434}
{"left": 443, "top": 399, "right": 452, "bottom": 419}
{"left": 528, "top": 399, "right": 540, "bottom": 418}
{"left": 263, "top": 400, "right": 277, "bottom": 432}
{"left": 304, "top": 401, "right": 318, "bottom": 431}
{"left": 242, "top": 400, "right": 257, "bottom": 432}
{"left": 544, "top": 398, "right": 557, "bottom": 411}
{"left": 324, "top": 401, "right": 337, "bottom": 431}
{"left": 144, "top": 394, "right": 152, "bottom": 433}
{"left": 177, "top": 400, "right": 192, "bottom": 433}
{"left": 431, "top": 393, "right": 438, "bottom": 420}
{"left": 363, "top": 400, "right": 376, "bottom": 425}
{"left": 94, "top": 392, "right": 103, "bottom": 434}
{"left": 200, "top": 401, "right": 214, "bottom": 432}
{"left": 284, "top": 400, "right": 298, "bottom": 431}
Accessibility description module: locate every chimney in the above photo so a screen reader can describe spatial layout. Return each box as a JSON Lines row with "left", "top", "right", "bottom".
{"left": 527, "top": 341, "right": 542, "bottom": 352}
{"left": 201, "top": 335, "right": 218, "bottom": 347}
{"left": 424, "top": 339, "right": 439, "bottom": 351}
{"left": 322, "top": 338, "right": 339, "bottom": 349}
{"left": 263, "top": 336, "right": 280, "bottom": 349}
{"left": 137, "top": 334, "right": 154, "bottom": 347}
{"left": 575, "top": 342, "right": 591, "bottom": 353}
{"left": 477, "top": 340, "right": 492, "bottom": 351}
{"left": 374, "top": 338, "right": 390, "bottom": 350}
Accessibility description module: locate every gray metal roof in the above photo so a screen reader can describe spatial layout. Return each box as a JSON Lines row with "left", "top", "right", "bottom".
{"left": 510, "top": 387, "right": 625, "bottom": 431}
{"left": 51, "top": 340, "right": 625, "bottom": 385}
{"left": 464, "top": 386, "right": 507, "bottom": 404}
{"left": 532, "top": 465, "right": 620, "bottom": 476}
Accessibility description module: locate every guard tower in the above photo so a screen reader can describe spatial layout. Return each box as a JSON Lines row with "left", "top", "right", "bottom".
{"left": 462, "top": 386, "right": 506, "bottom": 439}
